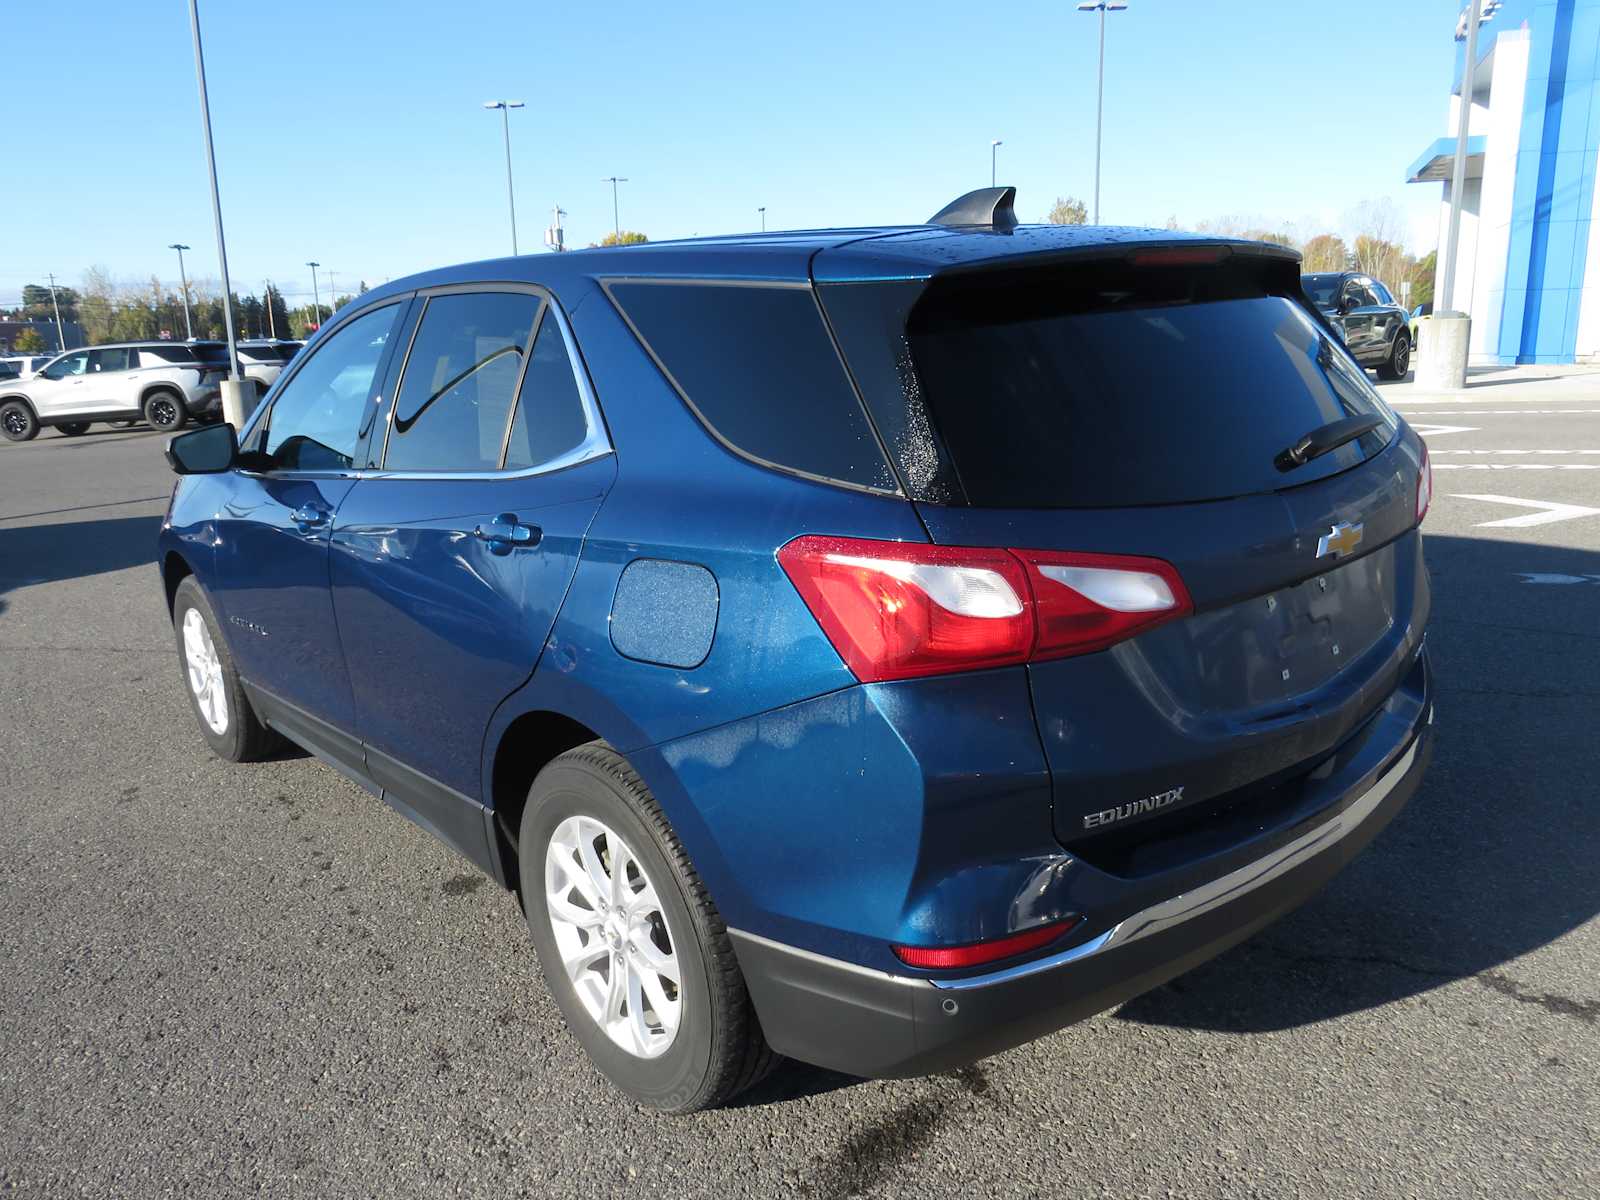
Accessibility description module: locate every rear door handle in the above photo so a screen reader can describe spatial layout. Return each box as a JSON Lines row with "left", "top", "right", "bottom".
{"left": 473, "top": 512, "right": 541, "bottom": 555}
{"left": 290, "top": 504, "right": 330, "bottom": 531}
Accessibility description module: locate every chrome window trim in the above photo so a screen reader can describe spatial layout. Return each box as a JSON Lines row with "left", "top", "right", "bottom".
{"left": 370, "top": 283, "right": 611, "bottom": 481}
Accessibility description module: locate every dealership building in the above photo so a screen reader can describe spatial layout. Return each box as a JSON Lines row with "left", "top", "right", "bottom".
{"left": 1408, "top": 0, "right": 1600, "bottom": 362}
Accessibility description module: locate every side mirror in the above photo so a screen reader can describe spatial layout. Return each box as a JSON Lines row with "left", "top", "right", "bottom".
{"left": 165, "top": 422, "right": 238, "bottom": 475}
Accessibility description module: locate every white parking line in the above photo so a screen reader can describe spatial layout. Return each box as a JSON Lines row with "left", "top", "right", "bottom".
{"left": 1433, "top": 463, "right": 1600, "bottom": 469}
{"left": 1431, "top": 449, "right": 1600, "bottom": 454}
{"left": 1449, "top": 494, "right": 1600, "bottom": 527}
{"left": 1412, "top": 424, "right": 1480, "bottom": 437}
{"left": 1398, "top": 409, "right": 1600, "bottom": 415}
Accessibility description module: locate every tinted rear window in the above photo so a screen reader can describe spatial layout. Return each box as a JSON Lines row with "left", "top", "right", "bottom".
{"left": 608, "top": 281, "right": 895, "bottom": 492}
{"left": 139, "top": 345, "right": 196, "bottom": 364}
{"left": 192, "top": 343, "right": 231, "bottom": 364}
{"left": 903, "top": 268, "right": 1395, "bottom": 509}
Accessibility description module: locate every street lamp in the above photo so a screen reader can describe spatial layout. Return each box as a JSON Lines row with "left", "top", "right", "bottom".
{"left": 991, "top": 139, "right": 1003, "bottom": 187}
{"left": 483, "top": 100, "right": 525, "bottom": 254}
{"left": 186, "top": 0, "right": 241, "bottom": 385}
{"left": 306, "top": 261, "right": 321, "bottom": 329}
{"left": 168, "top": 244, "right": 193, "bottom": 340}
{"left": 327, "top": 269, "right": 337, "bottom": 315}
{"left": 1076, "top": 1, "right": 1127, "bottom": 224}
{"left": 602, "top": 176, "right": 629, "bottom": 238}
{"left": 758, "top": 206, "right": 767, "bottom": 232}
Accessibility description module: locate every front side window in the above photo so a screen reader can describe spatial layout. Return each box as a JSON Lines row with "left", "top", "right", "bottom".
{"left": 262, "top": 304, "right": 398, "bottom": 471}
{"left": 504, "top": 310, "right": 590, "bottom": 470}
{"left": 89, "top": 348, "right": 132, "bottom": 373}
{"left": 383, "top": 291, "right": 540, "bottom": 472}
{"left": 43, "top": 352, "right": 88, "bottom": 379}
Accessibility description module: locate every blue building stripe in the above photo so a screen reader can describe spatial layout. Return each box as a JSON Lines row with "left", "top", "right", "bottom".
{"left": 1519, "top": 0, "right": 1578, "bottom": 362}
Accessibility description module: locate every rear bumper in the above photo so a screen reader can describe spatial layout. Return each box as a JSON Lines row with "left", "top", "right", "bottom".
{"left": 731, "top": 712, "right": 1433, "bottom": 1079}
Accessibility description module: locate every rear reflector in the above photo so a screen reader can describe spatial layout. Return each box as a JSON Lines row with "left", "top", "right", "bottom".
{"left": 892, "top": 917, "right": 1082, "bottom": 970}
{"left": 1416, "top": 443, "right": 1432, "bottom": 523}
{"left": 779, "top": 536, "right": 1191, "bottom": 682}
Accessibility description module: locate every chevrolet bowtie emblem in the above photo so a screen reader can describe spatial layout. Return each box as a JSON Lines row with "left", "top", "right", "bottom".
{"left": 1316, "top": 522, "right": 1364, "bottom": 559}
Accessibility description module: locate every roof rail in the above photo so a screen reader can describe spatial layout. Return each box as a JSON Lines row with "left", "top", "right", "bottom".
{"left": 927, "top": 186, "right": 1018, "bottom": 232}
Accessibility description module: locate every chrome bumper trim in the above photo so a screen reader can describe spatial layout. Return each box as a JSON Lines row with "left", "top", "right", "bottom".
{"left": 931, "top": 735, "right": 1422, "bottom": 991}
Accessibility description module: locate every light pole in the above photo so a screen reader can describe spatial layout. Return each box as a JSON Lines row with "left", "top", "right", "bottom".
{"left": 327, "top": 269, "right": 337, "bottom": 315}
{"left": 169, "top": 244, "right": 194, "bottom": 339}
{"left": 602, "top": 176, "right": 628, "bottom": 238}
{"left": 483, "top": 100, "right": 525, "bottom": 254}
{"left": 46, "top": 272, "right": 66, "bottom": 351}
{"left": 1439, "top": 0, "right": 1488, "bottom": 314}
{"left": 1077, "top": 1, "right": 1127, "bottom": 224}
{"left": 306, "top": 261, "right": 321, "bottom": 330}
{"left": 265, "top": 280, "right": 276, "bottom": 338}
{"left": 991, "top": 139, "right": 1003, "bottom": 187}
{"left": 187, "top": 0, "right": 241, "bottom": 384}
{"left": 759, "top": 206, "right": 767, "bottom": 232}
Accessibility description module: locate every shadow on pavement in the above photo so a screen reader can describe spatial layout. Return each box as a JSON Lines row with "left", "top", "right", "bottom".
{"left": 0, "top": 514, "right": 164, "bottom": 616}
{"left": 1118, "top": 532, "right": 1600, "bottom": 1032}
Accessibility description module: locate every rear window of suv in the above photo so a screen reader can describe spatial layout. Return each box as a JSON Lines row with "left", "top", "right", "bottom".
{"left": 606, "top": 281, "right": 896, "bottom": 493}
{"left": 893, "top": 262, "right": 1396, "bottom": 509}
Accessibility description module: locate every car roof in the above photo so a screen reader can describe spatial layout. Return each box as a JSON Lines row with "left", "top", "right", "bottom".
{"left": 354, "top": 223, "right": 1300, "bottom": 309}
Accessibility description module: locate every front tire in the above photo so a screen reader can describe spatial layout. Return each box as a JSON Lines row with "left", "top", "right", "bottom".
{"left": 520, "top": 743, "right": 777, "bottom": 1112}
{"left": 170, "top": 576, "right": 280, "bottom": 762}
{"left": 144, "top": 389, "right": 188, "bottom": 433}
{"left": 1377, "top": 332, "right": 1411, "bottom": 381}
{"left": 57, "top": 422, "right": 91, "bottom": 436}
{"left": 1, "top": 400, "right": 38, "bottom": 442}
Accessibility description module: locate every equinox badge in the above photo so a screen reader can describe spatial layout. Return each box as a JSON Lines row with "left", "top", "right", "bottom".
{"left": 1316, "top": 522, "right": 1364, "bottom": 560}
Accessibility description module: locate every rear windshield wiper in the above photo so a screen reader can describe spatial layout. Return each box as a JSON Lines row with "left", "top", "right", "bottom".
{"left": 1274, "top": 414, "right": 1385, "bottom": 472}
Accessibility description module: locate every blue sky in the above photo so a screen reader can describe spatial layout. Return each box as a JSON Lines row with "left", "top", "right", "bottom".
{"left": 6, "top": 0, "right": 1463, "bottom": 308}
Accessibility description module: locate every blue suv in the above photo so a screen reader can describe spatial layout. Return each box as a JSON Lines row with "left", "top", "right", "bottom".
{"left": 158, "top": 189, "right": 1434, "bottom": 1112}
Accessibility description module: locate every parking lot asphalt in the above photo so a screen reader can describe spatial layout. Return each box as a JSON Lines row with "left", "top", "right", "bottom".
{"left": 2, "top": 372, "right": 1597, "bottom": 1200}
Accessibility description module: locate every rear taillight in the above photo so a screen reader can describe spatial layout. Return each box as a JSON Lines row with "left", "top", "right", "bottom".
{"left": 892, "top": 917, "right": 1082, "bottom": 970}
{"left": 777, "top": 536, "right": 1191, "bottom": 683}
{"left": 1416, "top": 443, "right": 1432, "bottom": 523}
{"left": 775, "top": 536, "right": 1033, "bottom": 682}
{"left": 1014, "top": 550, "right": 1192, "bottom": 661}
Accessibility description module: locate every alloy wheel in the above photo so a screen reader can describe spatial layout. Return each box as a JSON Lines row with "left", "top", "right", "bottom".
{"left": 1395, "top": 338, "right": 1410, "bottom": 375}
{"left": 544, "top": 815, "right": 682, "bottom": 1059}
{"left": 182, "top": 608, "right": 229, "bottom": 734}
{"left": 2, "top": 408, "right": 27, "bottom": 437}
{"left": 150, "top": 399, "right": 178, "bottom": 428}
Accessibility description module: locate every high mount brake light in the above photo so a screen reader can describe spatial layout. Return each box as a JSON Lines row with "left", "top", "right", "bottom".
{"left": 892, "top": 917, "right": 1083, "bottom": 970}
{"left": 1126, "top": 246, "right": 1232, "bottom": 268}
{"left": 777, "top": 536, "right": 1191, "bottom": 683}
{"left": 1416, "top": 443, "right": 1432, "bottom": 523}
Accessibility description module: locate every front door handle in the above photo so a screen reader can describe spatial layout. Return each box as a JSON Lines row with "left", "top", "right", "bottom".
{"left": 473, "top": 512, "right": 541, "bottom": 555}
{"left": 290, "top": 504, "right": 330, "bottom": 531}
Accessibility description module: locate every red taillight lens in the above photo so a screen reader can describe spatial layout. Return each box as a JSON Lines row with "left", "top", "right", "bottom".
{"left": 1126, "top": 245, "right": 1231, "bottom": 268}
{"left": 1015, "top": 550, "right": 1193, "bottom": 660}
{"left": 1416, "top": 443, "right": 1432, "bottom": 523}
{"left": 776, "top": 536, "right": 1033, "bottom": 682}
{"left": 778, "top": 536, "right": 1190, "bottom": 681}
{"left": 892, "top": 917, "right": 1082, "bottom": 970}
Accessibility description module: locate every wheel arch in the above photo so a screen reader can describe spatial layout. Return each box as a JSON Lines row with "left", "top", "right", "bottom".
{"left": 0, "top": 393, "right": 38, "bottom": 417}
{"left": 486, "top": 709, "right": 606, "bottom": 886}
{"left": 140, "top": 382, "right": 186, "bottom": 410}
{"left": 161, "top": 550, "right": 195, "bottom": 617}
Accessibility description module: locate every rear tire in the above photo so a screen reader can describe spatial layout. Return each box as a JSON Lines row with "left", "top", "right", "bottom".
{"left": 57, "top": 422, "right": 91, "bottom": 436}
{"left": 171, "top": 576, "right": 281, "bottom": 762}
{"left": 519, "top": 743, "right": 777, "bottom": 1112}
{"left": 1377, "top": 332, "right": 1411, "bottom": 381}
{"left": 143, "top": 389, "right": 188, "bottom": 433}
{"left": 1, "top": 400, "right": 38, "bottom": 442}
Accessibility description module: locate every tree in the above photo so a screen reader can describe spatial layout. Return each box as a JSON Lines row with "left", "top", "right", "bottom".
{"left": 597, "top": 230, "right": 648, "bottom": 246}
{"left": 1047, "top": 196, "right": 1088, "bottom": 225}
{"left": 12, "top": 327, "right": 45, "bottom": 352}
{"left": 1407, "top": 250, "right": 1436, "bottom": 310}
{"left": 264, "top": 283, "right": 290, "bottom": 340}
{"left": 1300, "top": 234, "right": 1349, "bottom": 273}
{"left": 22, "top": 283, "right": 78, "bottom": 324}
{"left": 1242, "top": 229, "right": 1297, "bottom": 249}
{"left": 79, "top": 266, "right": 117, "bottom": 345}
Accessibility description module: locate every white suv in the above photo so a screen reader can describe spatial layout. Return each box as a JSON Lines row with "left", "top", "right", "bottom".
{"left": 0, "top": 343, "right": 225, "bottom": 441}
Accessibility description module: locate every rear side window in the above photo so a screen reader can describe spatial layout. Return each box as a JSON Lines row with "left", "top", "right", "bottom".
{"left": 608, "top": 281, "right": 895, "bottom": 492}
{"left": 503, "top": 310, "right": 590, "bottom": 471}
{"left": 905, "top": 267, "right": 1396, "bottom": 508}
{"left": 192, "top": 343, "right": 230, "bottom": 364}
{"left": 89, "top": 348, "right": 131, "bottom": 373}
{"left": 139, "top": 345, "right": 196, "bottom": 365}
{"left": 383, "top": 291, "right": 540, "bottom": 472}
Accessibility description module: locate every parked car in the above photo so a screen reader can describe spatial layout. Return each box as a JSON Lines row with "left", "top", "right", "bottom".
{"left": 234, "top": 339, "right": 303, "bottom": 396}
{"left": 1301, "top": 271, "right": 1413, "bottom": 379}
{"left": 0, "top": 353, "right": 55, "bottom": 381}
{"left": 0, "top": 342, "right": 226, "bottom": 441}
{"left": 158, "top": 190, "right": 1434, "bottom": 1112}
